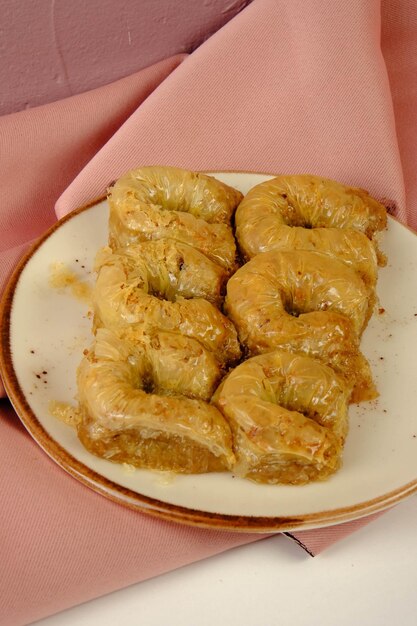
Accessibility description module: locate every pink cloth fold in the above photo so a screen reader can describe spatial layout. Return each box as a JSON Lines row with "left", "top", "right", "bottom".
{"left": 56, "top": 0, "right": 408, "bottom": 224}
{"left": 1, "top": 1, "right": 416, "bottom": 624}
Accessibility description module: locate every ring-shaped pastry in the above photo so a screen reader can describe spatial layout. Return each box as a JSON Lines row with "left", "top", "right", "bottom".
{"left": 213, "top": 351, "right": 351, "bottom": 484}
{"left": 108, "top": 166, "right": 243, "bottom": 273}
{"left": 235, "top": 175, "right": 387, "bottom": 284}
{"left": 225, "top": 249, "right": 375, "bottom": 401}
{"left": 97, "top": 239, "right": 229, "bottom": 306}
{"left": 93, "top": 245, "right": 241, "bottom": 368}
{"left": 77, "top": 329, "right": 235, "bottom": 472}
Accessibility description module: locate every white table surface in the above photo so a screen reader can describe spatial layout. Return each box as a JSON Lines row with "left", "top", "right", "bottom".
{"left": 34, "top": 495, "right": 417, "bottom": 626}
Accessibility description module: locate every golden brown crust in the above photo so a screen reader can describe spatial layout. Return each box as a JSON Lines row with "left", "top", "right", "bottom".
{"left": 93, "top": 246, "right": 241, "bottom": 368}
{"left": 235, "top": 175, "right": 386, "bottom": 295}
{"left": 108, "top": 166, "right": 243, "bottom": 274}
{"left": 77, "top": 330, "right": 235, "bottom": 472}
{"left": 225, "top": 250, "right": 377, "bottom": 402}
{"left": 213, "top": 351, "right": 351, "bottom": 484}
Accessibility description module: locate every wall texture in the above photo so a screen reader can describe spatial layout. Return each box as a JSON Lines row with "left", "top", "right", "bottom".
{"left": 1, "top": 0, "right": 250, "bottom": 115}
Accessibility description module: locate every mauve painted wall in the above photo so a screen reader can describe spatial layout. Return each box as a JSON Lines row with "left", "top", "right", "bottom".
{"left": 1, "top": 0, "right": 250, "bottom": 115}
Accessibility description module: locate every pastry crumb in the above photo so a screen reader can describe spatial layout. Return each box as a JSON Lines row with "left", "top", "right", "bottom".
{"left": 49, "top": 401, "right": 81, "bottom": 428}
{"left": 49, "top": 262, "right": 92, "bottom": 303}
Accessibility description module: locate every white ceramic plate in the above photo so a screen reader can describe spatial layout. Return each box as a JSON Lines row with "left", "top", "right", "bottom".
{"left": 1, "top": 172, "right": 417, "bottom": 532}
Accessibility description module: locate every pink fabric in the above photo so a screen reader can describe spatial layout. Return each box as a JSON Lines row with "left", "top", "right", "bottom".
{"left": 381, "top": 0, "right": 417, "bottom": 227}
{"left": 285, "top": 511, "right": 386, "bottom": 555}
{"left": 1, "top": 1, "right": 416, "bottom": 623}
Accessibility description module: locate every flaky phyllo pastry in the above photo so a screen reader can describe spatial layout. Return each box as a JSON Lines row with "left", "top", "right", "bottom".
{"left": 212, "top": 351, "right": 352, "bottom": 484}
{"left": 75, "top": 167, "right": 387, "bottom": 484}
{"left": 77, "top": 167, "right": 242, "bottom": 473}
{"left": 78, "top": 328, "right": 235, "bottom": 473}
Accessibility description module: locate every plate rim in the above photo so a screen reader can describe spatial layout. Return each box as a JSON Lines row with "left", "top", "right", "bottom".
{"left": 1, "top": 172, "right": 417, "bottom": 533}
